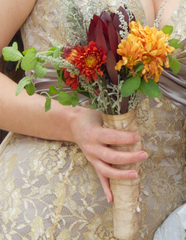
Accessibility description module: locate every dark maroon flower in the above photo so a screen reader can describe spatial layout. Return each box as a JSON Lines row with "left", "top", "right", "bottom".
{"left": 87, "top": 6, "right": 135, "bottom": 84}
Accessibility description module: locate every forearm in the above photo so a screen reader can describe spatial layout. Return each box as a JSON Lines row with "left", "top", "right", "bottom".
{"left": 0, "top": 73, "right": 82, "bottom": 141}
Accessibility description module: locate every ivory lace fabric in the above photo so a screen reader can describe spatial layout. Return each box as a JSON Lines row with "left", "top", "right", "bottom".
{"left": 0, "top": 0, "right": 186, "bottom": 239}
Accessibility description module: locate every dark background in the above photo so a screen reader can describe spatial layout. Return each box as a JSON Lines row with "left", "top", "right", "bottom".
{"left": 0, "top": 30, "right": 24, "bottom": 143}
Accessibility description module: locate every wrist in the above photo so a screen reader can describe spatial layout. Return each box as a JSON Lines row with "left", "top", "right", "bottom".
{"left": 66, "top": 105, "right": 88, "bottom": 143}
{"left": 50, "top": 102, "right": 86, "bottom": 142}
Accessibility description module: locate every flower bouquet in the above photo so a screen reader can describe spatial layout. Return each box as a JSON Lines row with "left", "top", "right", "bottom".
{"left": 2, "top": 1, "right": 181, "bottom": 239}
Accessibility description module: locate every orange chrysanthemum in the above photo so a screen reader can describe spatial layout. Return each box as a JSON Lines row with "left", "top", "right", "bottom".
{"left": 66, "top": 41, "right": 107, "bottom": 82}
{"left": 115, "top": 38, "right": 143, "bottom": 75}
{"left": 115, "top": 21, "right": 175, "bottom": 82}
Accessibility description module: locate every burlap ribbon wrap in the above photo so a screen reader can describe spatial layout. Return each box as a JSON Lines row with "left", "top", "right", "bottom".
{"left": 102, "top": 107, "right": 142, "bottom": 240}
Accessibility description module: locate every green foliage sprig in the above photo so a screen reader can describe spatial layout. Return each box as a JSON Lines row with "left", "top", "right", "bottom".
{"left": 2, "top": 42, "right": 86, "bottom": 112}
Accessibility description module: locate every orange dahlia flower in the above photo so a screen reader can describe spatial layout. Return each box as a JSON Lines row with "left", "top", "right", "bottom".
{"left": 66, "top": 41, "right": 107, "bottom": 82}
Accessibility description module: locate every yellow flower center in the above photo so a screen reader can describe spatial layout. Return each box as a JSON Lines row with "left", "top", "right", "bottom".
{"left": 85, "top": 54, "right": 98, "bottom": 68}
{"left": 127, "top": 55, "right": 135, "bottom": 65}
{"left": 146, "top": 55, "right": 152, "bottom": 64}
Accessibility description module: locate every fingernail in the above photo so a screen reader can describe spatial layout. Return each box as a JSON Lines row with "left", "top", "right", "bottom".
{"left": 140, "top": 152, "right": 148, "bottom": 160}
{"left": 135, "top": 135, "right": 140, "bottom": 142}
{"left": 107, "top": 196, "right": 111, "bottom": 203}
{"left": 129, "top": 172, "right": 138, "bottom": 178}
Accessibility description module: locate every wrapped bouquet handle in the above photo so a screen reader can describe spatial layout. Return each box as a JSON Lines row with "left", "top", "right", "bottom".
{"left": 102, "top": 107, "right": 142, "bottom": 240}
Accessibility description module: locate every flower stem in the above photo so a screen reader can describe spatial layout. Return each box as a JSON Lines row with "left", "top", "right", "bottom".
{"left": 102, "top": 75, "right": 115, "bottom": 115}
{"left": 107, "top": 94, "right": 115, "bottom": 115}
{"left": 117, "top": 75, "right": 121, "bottom": 115}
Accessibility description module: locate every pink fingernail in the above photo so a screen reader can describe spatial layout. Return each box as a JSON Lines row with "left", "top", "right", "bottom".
{"left": 135, "top": 135, "right": 140, "bottom": 142}
{"left": 140, "top": 152, "right": 148, "bottom": 160}
{"left": 129, "top": 172, "right": 138, "bottom": 178}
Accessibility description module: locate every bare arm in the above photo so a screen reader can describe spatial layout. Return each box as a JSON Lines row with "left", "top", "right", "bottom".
{"left": 0, "top": 0, "right": 147, "bottom": 202}
{"left": 0, "top": 0, "right": 79, "bottom": 140}
{"left": 0, "top": 0, "right": 36, "bottom": 53}
{"left": 0, "top": 73, "right": 82, "bottom": 141}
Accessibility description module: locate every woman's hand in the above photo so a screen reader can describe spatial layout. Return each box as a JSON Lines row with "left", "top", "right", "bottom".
{"left": 70, "top": 107, "right": 147, "bottom": 203}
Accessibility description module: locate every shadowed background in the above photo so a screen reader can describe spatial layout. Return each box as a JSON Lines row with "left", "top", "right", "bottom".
{"left": 0, "top": 30, "right": 25, "bottom": 143}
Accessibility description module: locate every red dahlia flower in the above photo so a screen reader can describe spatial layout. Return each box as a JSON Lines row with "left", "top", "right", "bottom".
{"left": 63, "top": 68, "right": 79, "bottom": 90}
{"left": 87, "top": 6, "right": 135, "bottom": 84}
{"left": 66, "top": 41, "right": 107, "bottom": 82}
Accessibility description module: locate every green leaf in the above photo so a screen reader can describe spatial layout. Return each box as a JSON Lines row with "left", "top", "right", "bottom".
{"left": 58, "top": 85, "right": 63, "bottom": 90}
{"left": 25, "top": 81, "right": 35, "bottom": 95}
{"left": 45, "top": 98, "right": 51, "bottom": 112}
{"left": 52, "top": 48, "right": 61, "bottom": 71}
{"left": 52, "top": 63, "right": 61, "bottom": 71}
{"left": 16, "top": 77, "right": 32, "bottom": 96}
{"left": 61, "top": 70, "right": 66, "bottom": 82}
{"left": 53, "top": 48, "right": 60, "bottom": 58}
{"left": 36, "top": 58, "right": 45, "bottom": 63}
{"left": 76, "top": 86, "right": 91, "bottom": 98}
{"left": 21, "top": 49, "right": 37, "bottom": 70}
{"left": 167, "top": 55, "right": 181, "bottom": 74}
{"left": 22, "top": 48, "right": 36, "bottom": 56}
{"left": 71, "top": 92, "right": 79, "bottom": 107}
{"left": 15, "top": 59, "right": 22, "bottom": 71}
{"left": 53, "top": 65, "right": 61, "bottom": 71}
{"left": 134, "top": 62, "right": 144, "bottom": 74}
{"left": 90, "top": 102, "right": 97, "bottom": 109}
{"left": 52, "top": 42, "right": 59, "bottom": 48}
{"left": 57, "top": 70, "right": 63, "bottom": 90}
{"left": 168, "top": 39, "right": 182, "bottom": 49}
{"left": 34, "top": 62, "right": 47, "bottom": 78}
{"left": 46, "top": 47, "right": 57, "bottom": 56}
{"left": 121, "top": 75, "right": 141, "bottom": 97}
{"left": 140, "top": 78, "right": 162, "bottom": 98}
{"left": 2, "top": 46, "right": 23, "bottom": 61}
{"left": 58, "top": 92, "right": 71, "bottom": 106}
{"left": 161, "top": 25, "right": 173, "bottom": 35}
{"left": 12, "top": 42, "right": 18, "bottom": 50}
{"left": 48, "top": 85, "right": 59, "bottom": 95}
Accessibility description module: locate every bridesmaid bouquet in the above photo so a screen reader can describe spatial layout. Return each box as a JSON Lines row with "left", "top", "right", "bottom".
{"left": 2, "top": 2, "right": 181, "bottom": 239}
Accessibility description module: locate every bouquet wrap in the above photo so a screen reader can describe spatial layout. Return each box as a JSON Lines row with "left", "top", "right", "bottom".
{"left": 102, "top": 107, "right": 142, "bottom": 240}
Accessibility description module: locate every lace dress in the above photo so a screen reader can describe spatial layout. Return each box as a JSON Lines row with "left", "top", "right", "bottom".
{"left": 0, "top": 0, "right": 186, "bottom": 239}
